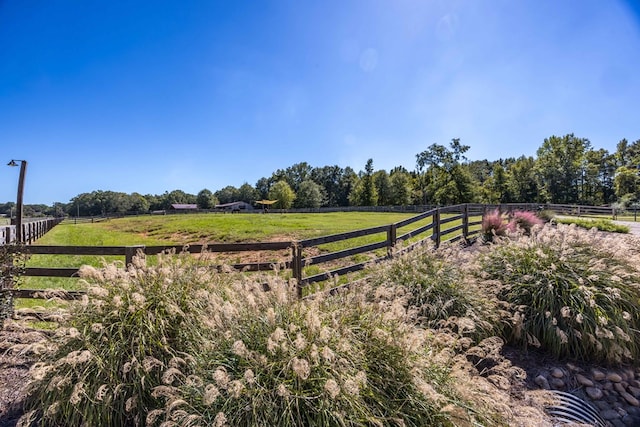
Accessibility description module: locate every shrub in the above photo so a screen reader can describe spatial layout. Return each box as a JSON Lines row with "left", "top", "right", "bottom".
{"left": 368, "top": 243, "right": 498, "bottom": 341}
{"left": 476, "top": 224, "right": 640, "bottom": 364}
{"left": 555, "top": 217, "right": 630, "bottom": 233}
{"left": 536, "top": 209, "right": 556, "bottom": 223}
{"left": 506, "top": 210, "right": 544, "bottom": 235}
{"left": 20, "top": 251, "right": 489, "bottom": 426}
{"left": 481, "top": 209, "right": 507, "bottom": 242}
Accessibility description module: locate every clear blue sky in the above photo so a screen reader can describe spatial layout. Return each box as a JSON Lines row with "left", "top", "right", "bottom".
{"left": 1, "top": 1, "right": 639, "bottom": 205}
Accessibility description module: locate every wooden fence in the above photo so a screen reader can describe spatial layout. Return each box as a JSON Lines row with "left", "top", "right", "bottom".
{"left": 12, "top": 203, "right": 556, "bottom": 300}
{"left": 1, "top": 217, "right": 64, "bottom": 245}
{"left": 9, "top": 202, "right": 620, "bottom": 302}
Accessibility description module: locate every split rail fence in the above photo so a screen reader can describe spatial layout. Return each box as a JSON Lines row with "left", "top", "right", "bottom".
{"left": 8, "top": 203, "right": 552, "bottom": 301}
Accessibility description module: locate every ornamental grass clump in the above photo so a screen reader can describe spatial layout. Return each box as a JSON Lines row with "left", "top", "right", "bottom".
{"left": 506, "top": 210, "right": 544, "bottom": 235}
{"left": 164, "top": 278, "right": 482, "bottom": 427}
{"left": 20, "top": 251, "right": 233, "bottom": 426}
{"left": 20, "top": 251, "right": 490, "bottom": 426}
{"left": 481, "top": 209, "right": 507, "bottom": 242}
{"left": 368, "top": 243, "right": 499, "bottom": 341}
{"left": 476, "top": 223, "right": 640, "bottom": 365}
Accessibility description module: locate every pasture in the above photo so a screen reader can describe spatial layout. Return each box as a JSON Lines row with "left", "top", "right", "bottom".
{"left": 18, "top": 211, "right": 477, "bottom": 304}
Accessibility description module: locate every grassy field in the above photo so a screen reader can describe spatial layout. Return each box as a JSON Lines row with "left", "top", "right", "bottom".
{"left": 15, "top": 211, "right": 480, "bottom": 307}
{"left": 39, "top": 212, "right": 421, "bottom": 245}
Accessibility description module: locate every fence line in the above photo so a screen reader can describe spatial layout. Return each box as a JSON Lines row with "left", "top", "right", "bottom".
{"left": 1, "top": 217, "right": 64, "bottom": 246}
{"left": 7, "top": 203, "right": 611, "bottom": 301}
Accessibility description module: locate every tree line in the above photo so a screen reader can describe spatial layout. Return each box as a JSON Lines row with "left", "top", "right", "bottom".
{"left": 3, "top": 133, "right": 640, "bottom": 218}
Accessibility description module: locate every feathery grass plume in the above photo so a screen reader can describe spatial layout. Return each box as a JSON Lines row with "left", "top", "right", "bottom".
{"left": 506, "top": 210, "right": 544, "bottom": 235}
{"left": 20, "top": 250, "right": 237, "bottom": 426}
{"left": 167, "top": 278, "right": 492, "bottom": 426}
{"left": 481, "top": 209, "right": 507, "bottom": 242}
{"left": 21, "top": 248, "right": 496, "bottom": 426}
{"left": 475, "top": 223, "right": 640, "bottom": 364}
{"left": 367, "top": 241, "right": 499, "bottom": 342}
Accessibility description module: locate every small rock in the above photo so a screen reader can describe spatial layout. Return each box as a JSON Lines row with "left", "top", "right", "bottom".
{"left": 550, "top": 378, "right": 565, "bottom": 390}
{"left": 551, "top": 368, "right": 564, "bottom": 378}
{"left": 625, "top": 368, "right": 635, "bottom": 381}
{"left": 629, "top": 379, "right": 640, "bottom": 388}
{"left": 622, "top": 414, "right": 640, "bottom": 426}
{"left": 608, "top": 373, "right": 624, "bottom": 383}
{"left": 576, "top": 373, "right": 594, "bottom": 387}
{"left": 616, "top": 382, "right": 628, "bottom": 394}
{"left": 592, "top": 369, "right": 606, "bottom": 381}
{"left": 605, "top": 382, "right": 615, "bottom": 391}
{"left": 602, "top": 409, "right": 622, "bottom": 420}
{"left": 566, "top": 362, "right": 580, "bottom": 372}
{"left": 535, "top": 375, "right": 550, "bottom": 390}
{"left": 607, "top": 394, "right": 619, "bottom": 403}
{"left": 629, "top": 386, "right": 640, "bottom": 399}
{"left": 586, "top": 386, "right": 604, "bottom": 400}
{"left": 595, "top": 400, "right": 610, "bottom": 410}
{"left": 621, "top": 391, "right": 640, "bottom": 407}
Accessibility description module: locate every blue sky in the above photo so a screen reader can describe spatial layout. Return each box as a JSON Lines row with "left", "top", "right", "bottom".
{"left": 1, "top": 1, "right": 639, "bottom": 205}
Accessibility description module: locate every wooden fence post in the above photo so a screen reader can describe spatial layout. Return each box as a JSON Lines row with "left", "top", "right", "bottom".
{"left": 292, "top": 244, "right": 303, "bottom": 299}
{"left": 125, "top": 245, "right": 146, "bottom": 267}
{"left": 387, "top": 223, "right": 396, "bottom": 258}
{"left": 462, "top": 204, "right": 469, "bottom": 241}
{"left": 433, "top": 208, "right": 441, "bottom": 248}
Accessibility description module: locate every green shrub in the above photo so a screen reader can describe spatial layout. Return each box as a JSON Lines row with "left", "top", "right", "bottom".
{"left": 368, "top": 243, "right": 499, "bottom": 341}
{"left": 20, "top": 251, "right": 490, "bottom": 426}
{"left": 536, "top": 209, "right": 556, "bottom": 223}
{"left": 476, "top": 224, "right": 640, "bottom": 364}
{"left": 555, "top": 217, "right": 630, "bottom": 233}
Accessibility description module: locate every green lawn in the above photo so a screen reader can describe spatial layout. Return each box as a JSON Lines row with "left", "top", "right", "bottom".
{"left": 18, "top": 211, "right": 479, "bottom": 297}
{"left": 39, "top": 212, "right": 421, "bottom": 245}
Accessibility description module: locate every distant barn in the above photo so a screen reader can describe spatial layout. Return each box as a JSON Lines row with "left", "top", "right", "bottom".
{"left": 170, "top": 203, "right": 198, "bottom": 210}
{"left": 215, "top": 201, "right": 253, "bottom": 213}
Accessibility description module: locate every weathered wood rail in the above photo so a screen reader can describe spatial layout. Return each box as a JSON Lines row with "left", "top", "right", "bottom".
{"left": 12, "top": 203, "right": 554, "bottom": 300}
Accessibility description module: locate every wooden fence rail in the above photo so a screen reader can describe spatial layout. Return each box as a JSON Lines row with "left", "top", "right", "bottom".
{"left": 5, "top": 203, "right": 612, "bottom": 300}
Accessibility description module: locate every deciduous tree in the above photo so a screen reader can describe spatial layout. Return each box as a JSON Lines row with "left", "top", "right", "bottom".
{"left": 268, "top": 180, "right": 296, "bottom": 209}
